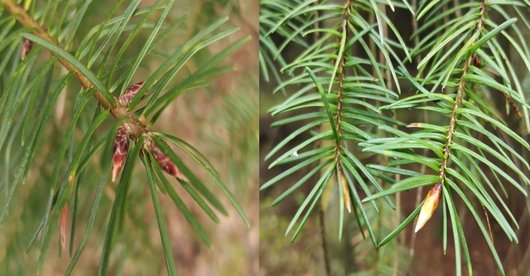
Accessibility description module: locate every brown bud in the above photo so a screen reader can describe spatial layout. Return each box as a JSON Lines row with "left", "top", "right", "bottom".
{"left": 111, "top": 124, "right": 131, "bottom": 182}
{"left": 471, "top": 54, "right": 481, "bottom": 67}
{"left": 60, "top": 206, "right": 68, "bottom": 252}
{"left": 503, "top": 93, "right": 522, "bottom": 119}
{"left": 148, "top": 139, "right": 188, "bottom": 181}
{"left": 119, "top": 81, "right": 145, "bottom": 107}
{"left": 21, "top": 39, "right": 33, "bottom": 60}
{"left": 414, "top": 183, "right": 442, "bottom": 233}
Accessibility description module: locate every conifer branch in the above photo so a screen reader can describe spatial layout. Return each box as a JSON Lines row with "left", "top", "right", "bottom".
{"left": 333, "top": 0, "right": 352, "bottom": 168}
{"left": 439, "top": 0, "right": 486, "bottom": 183}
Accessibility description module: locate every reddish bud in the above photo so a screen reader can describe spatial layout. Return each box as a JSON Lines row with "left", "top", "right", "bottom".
{"left": 415, "top": 183, "right": 442, "bottom": 233}
{"left": 60, "top": 206, "right": 68, "bottom": 251}
{"left": 21, "top": 39, "right": 33, "bottom": 60}
{"left": 119, "top": 81, "right": 145, "bottom": 107}
{"left": 111, "top": 124, "right": 131, "bottom": 182}
{"left": 148, "top": 139, "right": 188, "bottom": 181}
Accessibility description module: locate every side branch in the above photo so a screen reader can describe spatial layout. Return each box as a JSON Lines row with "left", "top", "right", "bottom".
{"left": 0, "top": 0, "right": 148, "bottom": 136}
{"left": 415, "top": 0, "right": 487, "bottom": 234}
{"left": 333, "top": 0, "right": 352, "bottom": 215}
{"left": 438, "top": 0, "right": 486, "bottom": 182}
{"left": 333, "top": 0, "right": 352, "bottom": 159}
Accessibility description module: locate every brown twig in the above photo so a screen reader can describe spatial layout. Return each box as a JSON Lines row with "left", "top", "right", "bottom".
{"left": 438, "top": 0, "right": 486, "bottom": 184}
{"left": 333, "top": 0, "right": 352, "bottom": 165}
{"left": 414, "top": 0, "right": 487, "bottom": 235}
{"left": 319, "top": 1, "right": 352, "bottom": 274}
{"left": 0, "top": 0, "right": 149, "bottom": 137}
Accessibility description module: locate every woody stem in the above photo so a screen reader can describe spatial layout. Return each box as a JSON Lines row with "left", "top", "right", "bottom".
{"left": 439, "top": 0, "right": 486, "bottom": 183}
{"left": 0, "top": 0, "right": 149, "bottom": 137}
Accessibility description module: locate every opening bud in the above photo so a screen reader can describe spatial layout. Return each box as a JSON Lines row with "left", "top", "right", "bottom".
{"left": 415, "top": 183, "right": 442, "bottom": 233}
{"left": 111, "top": 123, "right": 131, "bottom": 182}
{"left": 119, "top": 81, "right": 145, "bottom": 107}
{"left": 21, "top": 39, "right": 33, "bottom": 60}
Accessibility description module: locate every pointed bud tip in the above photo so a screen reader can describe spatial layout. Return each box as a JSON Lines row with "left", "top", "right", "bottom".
{"left": 148, "top": 139, "right": 187, "bottom": 180}
{"left": 176, "top": 170, "right": 189, "bottom": 182}
{"left": 111, "top": 157, "right": 124, "bottom": 183}
{"left": 111, "top": 167, "right": 118, "bottom": 182}
{"left": 414, "top": 223, "right": 422, "bottom": 233}
{"left": 414, "top": 183, "right": 442, "bottom": 234}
